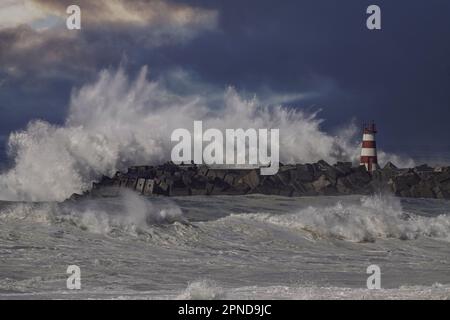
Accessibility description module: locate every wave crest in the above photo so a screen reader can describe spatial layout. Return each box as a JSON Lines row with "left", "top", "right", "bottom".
{"left": 232, "top": 195, "right": 450, "bottom": 242}
{"left": 0, "top": 67, "right": 414, "bottom": 201}
{"left": 0, "top": 190, "right": 186, "bottom": 236}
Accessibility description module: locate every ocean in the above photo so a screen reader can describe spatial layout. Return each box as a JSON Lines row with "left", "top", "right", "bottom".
{"left": 0, "top": 192, "right": 449, "bottom": 299}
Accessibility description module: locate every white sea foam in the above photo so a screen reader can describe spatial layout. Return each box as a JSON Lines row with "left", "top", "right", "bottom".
{"left": 203, "top": 283, "right": 450, "bottom": 300}
{"left": 1, "top": 282, "right": 448, "bottom": 300}
{"left": 0, "top": 190, "right": 185, "bottom": 236}
{"left": 232, "top": 195, "right": 450, "bottom": 242}
{"left": 177, "top": 280, "right": 226, "bottom": 300}
{"left": 66, "top": 190, "right": 185, "bottom": 235}
{"left": 0, "top": 194, "right": 449, "bottom": 299}
{"left": 0, "top": 66, "right": 414, "bottom": 201}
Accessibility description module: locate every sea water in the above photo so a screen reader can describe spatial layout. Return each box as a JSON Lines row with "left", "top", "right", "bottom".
{"left": 0, "top": 192, "right": 449, "bottom": 299}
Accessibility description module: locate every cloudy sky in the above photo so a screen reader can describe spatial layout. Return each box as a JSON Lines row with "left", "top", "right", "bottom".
{"left": 1, "top": 0, "right": 449, "bottom": 164}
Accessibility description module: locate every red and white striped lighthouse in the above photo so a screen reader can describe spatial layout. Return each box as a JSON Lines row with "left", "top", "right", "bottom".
{"left": 360, "top": 121, "right": 378, "bottom": 172}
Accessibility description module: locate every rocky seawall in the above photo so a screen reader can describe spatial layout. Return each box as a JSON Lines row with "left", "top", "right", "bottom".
{"left": 70, "top": 161, "right": 450, "bottom": 200}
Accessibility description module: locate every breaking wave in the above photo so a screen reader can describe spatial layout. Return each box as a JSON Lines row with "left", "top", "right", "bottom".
{"left": 0, "top": 190, "right": 186, "bottom": 236}
{"left": 231, "top": 195, "right": 450, "bottom": 242}
{"left": 2, "top": 192, "right": 448, "bottom": 243}
{"left": 0, "top": 66, "right": 414, "bottom": 201}
{"left": 1, "top": 193, "right": 449, "bottom": 298}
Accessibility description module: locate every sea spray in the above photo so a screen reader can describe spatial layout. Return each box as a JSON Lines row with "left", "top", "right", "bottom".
{"left": 1, "top": 194, "right": 449, "bottom": 297}
{"left": 228, "top": 194, "right": 450, "bottom": 242}
{"left": 0, "top": 67, "right": 414, "bottom": 202}
{"left": 0, "top": 190, "right": 185, "bottom": 236}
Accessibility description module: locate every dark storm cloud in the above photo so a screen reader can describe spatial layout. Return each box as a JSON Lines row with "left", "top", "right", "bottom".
{"left": 33, "top": 0, "right": 217, "bottom": 26}
{"left": 0, "top": 0, "right": 218, "bottom": 139}
{"left": 163, "top": 0, "right": 450, "bottom": 155}
{"left": 0, "top": 0, "right": 450, "bottom": 161}
{"left": 0, "top": 0, "right": 218, "bottom": 83}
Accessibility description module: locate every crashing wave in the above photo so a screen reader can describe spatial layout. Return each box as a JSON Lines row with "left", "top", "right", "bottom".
{"left": 229, "top": 195, "right": 450, "bottom": 242}
{"left": 0, "top": 67, "right": 414, "bottom": 202}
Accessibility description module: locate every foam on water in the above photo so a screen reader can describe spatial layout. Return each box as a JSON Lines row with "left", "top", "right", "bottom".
{"left": 0, "top": 190, "right": 186, "bottom": 237}
{"left": 230, "top": 194, "right": 450, "bottom": 242}
{"left": 0, "top": 194, "right": 449, "bottom": 299}
{"left": 2, "top": 281, "right": 448, "bottom": 300}
{"left": 0, "top": 67, "right": 415, "bottom": 202}
{"left": 176, "top": 280, "right": 226, "bottom": 300}
{"left": 173, "top": 281, "right": 450, "bottom": 300}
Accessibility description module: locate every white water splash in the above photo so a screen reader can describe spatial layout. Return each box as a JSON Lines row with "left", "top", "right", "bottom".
{"left": 0, "top": 190, "right": 184, "bottom": 235}
{"left": 233, "top": 195, "right": 450, "bottom": 242}
{"left": 0, "top": 66, "right": 414, "bottom": 201}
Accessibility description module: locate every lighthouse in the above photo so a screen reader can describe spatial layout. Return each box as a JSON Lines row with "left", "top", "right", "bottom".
{"left": 360, "top": 121, "right": 378, "bottom": 172}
